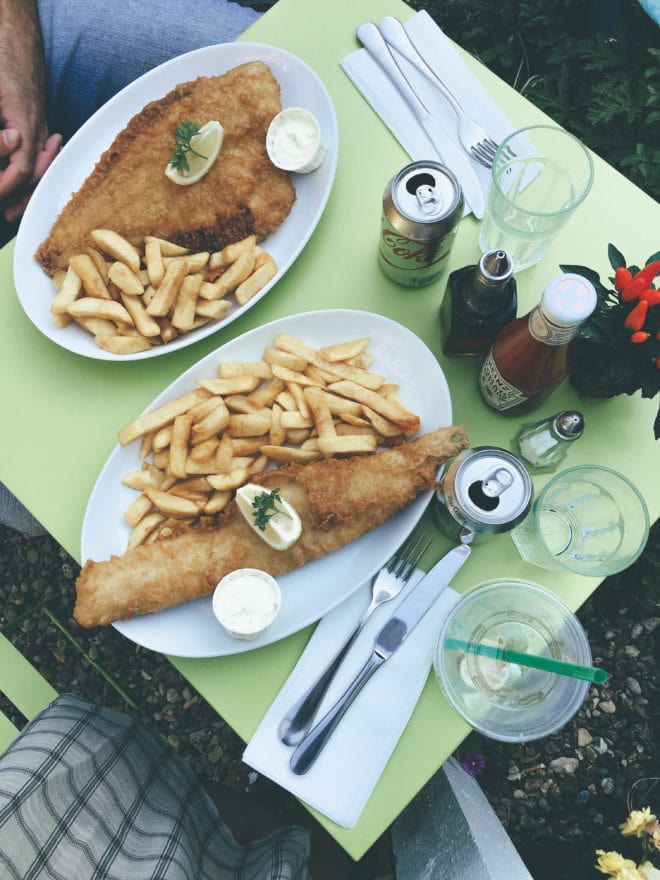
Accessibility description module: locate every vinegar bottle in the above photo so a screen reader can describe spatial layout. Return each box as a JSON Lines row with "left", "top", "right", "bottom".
{"left": 441, "top": 249, "right": 517, "bottom": 355}
{"left": 478, "top": 273, "right": 597, "bottom": 416}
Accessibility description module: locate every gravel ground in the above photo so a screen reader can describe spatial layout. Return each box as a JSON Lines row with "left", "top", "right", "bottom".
{"left": 1, "top": 521, "right": 658, "bottom": 879}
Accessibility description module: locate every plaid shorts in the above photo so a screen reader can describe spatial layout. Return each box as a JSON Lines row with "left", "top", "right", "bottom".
{"left": 0, "top": 695, "right": 310, "bottom": 879}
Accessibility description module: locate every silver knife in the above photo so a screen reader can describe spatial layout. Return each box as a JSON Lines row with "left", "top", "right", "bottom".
{"left": 289, "top": 543, "right": 471, "bottom": 775}
{"left": 356, "top": 21, "right": 485, "bottom": 219}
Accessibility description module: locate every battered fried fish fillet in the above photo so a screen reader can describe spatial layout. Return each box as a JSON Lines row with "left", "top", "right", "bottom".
{"left": 36, "top": 62, "right": 296, "bottom": 275}
{"left": 74, "top": 426, "right": 470, "bottom": 628}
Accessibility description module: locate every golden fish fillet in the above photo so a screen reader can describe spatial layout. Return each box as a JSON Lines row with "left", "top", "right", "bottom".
{"left": 36, "top": 62, "right": 296, "bottom": 276}
{"left": 74, "top": 426, "right": 469, "bottom": 627}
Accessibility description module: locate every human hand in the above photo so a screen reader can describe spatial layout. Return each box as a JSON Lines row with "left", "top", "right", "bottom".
{"left": 1, "top": 129, "right": 62, "bottom": 223}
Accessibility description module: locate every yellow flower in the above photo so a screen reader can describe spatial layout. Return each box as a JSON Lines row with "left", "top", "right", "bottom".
{"left": 596, "top": 850, "right": 639, "bottom": 875}
{"left": 617, "top": 868, "right": 645, "bottom": 880}
{"left": 639, "top": 862, "right": 660, "bottom": 880}
{"left": 621, "top": 808, "right": 656, "bottom": 837}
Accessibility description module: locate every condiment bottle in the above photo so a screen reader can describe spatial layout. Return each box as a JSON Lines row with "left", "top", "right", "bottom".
{"left": 512, "top": 409, "right": 585, "bottom": 472}
{"left": 440, "top": 249, "right": 517, "bottom": 355}
{"left": 478, "top": 273, "right": 597, "bottom": 416}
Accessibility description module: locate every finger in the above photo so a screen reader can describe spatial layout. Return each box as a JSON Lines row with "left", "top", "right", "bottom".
{"left": 0, "top": 129, "right": 21, "bottom": 158}
{"left": 33, "top": 132, "right": 62, "bottom": 181}
{"left": 3, "top": 192, "right": 30, "bottom": 224}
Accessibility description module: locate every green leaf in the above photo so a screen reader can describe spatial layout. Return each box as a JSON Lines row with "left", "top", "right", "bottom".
{"left": 607, "top": 244, "right": 626, "bottom": 271}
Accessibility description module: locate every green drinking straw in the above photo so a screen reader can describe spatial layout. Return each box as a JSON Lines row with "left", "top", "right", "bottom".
{"left": 444, "top": 638, "right": 608, "bottom": 685}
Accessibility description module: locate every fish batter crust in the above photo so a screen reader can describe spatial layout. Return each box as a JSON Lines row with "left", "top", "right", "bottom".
{"left": 74, "top": 426, "right": 470, "bottom": 628}
{"left": 36, "top": 62, "right": 296, "bottom": 275}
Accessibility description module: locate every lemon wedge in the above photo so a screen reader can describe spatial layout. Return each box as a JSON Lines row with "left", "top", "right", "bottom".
{"left": 165, "top": 120, "right": 224, "bottom": 185}
{"left": 235, "top": 483, "right": 302, "bottom": 550}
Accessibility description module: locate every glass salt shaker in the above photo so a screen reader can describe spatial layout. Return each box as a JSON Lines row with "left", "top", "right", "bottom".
{"left": 512, "top": 410, "right": 585, "bottom": 472}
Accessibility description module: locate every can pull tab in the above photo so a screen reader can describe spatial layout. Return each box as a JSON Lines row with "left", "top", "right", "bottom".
{"left": 415, "top": 184, "right": 441, "bottom": 215}
{"left": 481, "top": 468, "right": 514, "bottom": 498}
{"left": 468, "top": 467, "right": 514, "bottom": 512}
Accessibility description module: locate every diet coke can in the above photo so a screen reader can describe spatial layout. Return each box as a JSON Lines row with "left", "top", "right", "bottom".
{"left": 378, "top": 160, "right": 463, "bottom": 287}
{"left": 432, "top": 446, "right": 532, "bottom": 543}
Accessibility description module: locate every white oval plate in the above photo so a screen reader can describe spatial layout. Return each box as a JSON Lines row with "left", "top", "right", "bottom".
{"left": 81, "top": 309, "right": 452, "bottom": 657}
{"left": 13, "top": 43, "right": 338, "bottom": 361}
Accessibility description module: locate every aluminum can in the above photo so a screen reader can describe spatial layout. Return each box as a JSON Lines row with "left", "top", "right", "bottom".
{"left": 379, "top": 161, "right": 463, "bottom": 287}
{"left": 432, "top": 446, "right": 532, "bottom": 543}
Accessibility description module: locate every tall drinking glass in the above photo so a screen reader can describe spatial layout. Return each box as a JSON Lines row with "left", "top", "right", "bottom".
{"left": 478, "top": 125, "right": 594, "bottom": 271}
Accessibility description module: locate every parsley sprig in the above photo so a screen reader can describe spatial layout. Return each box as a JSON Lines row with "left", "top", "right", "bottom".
{"left": 169, "top": 121, "right": 207, "bottom": 173}
{"left": 251, "top": 488, "right": 291, "bottom": 532}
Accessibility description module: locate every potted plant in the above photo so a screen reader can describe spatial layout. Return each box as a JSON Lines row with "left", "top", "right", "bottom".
{"left": 560, "top": 244, "right": 660, "bottom": 439}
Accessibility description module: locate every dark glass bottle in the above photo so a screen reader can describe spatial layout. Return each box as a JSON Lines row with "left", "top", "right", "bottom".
{"left": 440, "top": 249, "right": 517, "bottom": 355}
{"left": 478, "top": 273, "right": 597, "bottom": 416}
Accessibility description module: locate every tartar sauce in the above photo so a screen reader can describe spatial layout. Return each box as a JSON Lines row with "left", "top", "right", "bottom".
{"left": 212, "top": 568, "right": 281, "bottom": 640}
{"left": 266, "top": 108, "right": 326, "bottom": 173}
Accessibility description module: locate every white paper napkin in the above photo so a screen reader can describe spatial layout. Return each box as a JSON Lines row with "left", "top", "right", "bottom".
{"left": 243, "top": 570, "right": 459, "bottom": 828}
{"left": 340, "top": 10, "right": 517, "bottom": 213}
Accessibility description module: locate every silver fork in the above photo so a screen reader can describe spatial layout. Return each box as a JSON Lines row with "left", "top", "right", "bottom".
{"left": 378, "top": 16, "right": 510, "bottom": 169}
{"left": 277, "top": 528, "right": 432, "bottom": 746}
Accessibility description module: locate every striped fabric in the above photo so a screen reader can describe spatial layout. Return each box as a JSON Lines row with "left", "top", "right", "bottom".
{"left": 0, "top": 695, "right": 310, "bottom": 879}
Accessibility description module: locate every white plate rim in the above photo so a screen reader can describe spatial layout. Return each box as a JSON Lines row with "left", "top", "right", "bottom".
{"left": 13, "top": 42, "right": 338, "bottom": 361}
{"left": 80, "top": 308, "right": 453, "bottom": 657}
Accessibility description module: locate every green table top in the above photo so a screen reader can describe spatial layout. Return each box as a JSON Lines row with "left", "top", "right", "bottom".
{"left": 1, "top": 0, "right": 658, "bottom": 859}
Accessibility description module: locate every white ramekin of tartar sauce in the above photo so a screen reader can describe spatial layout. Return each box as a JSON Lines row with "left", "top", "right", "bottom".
{"left": 212, "top": 568, "right": 282, "bottom": 640}
{"left": 266, "top": 107, "right": 326, "bottom": 174}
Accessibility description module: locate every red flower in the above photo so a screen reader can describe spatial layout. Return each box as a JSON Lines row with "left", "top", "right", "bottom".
{"left": 630, "top": 331, "right": 650, "bottom": 344}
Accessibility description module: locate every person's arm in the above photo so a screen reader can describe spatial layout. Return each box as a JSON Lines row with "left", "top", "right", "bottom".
{"left": 0, "top": 0, "right": 60, "bottom": 221}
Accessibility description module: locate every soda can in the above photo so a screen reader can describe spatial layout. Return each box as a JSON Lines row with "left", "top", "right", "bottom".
{"left": 432, "top": 446, "right": 532, "bottom": 543}
{"left": 379, "top": 160, "right": 463, "bottom": 287}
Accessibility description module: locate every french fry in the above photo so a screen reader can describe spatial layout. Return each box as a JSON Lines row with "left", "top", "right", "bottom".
{"left": 317, "top": 435, "right": 378, "bottom": 456}
{"left": 326, "top": 380, "right": 420, "bottom": 435}
{"left": 50, "top": 264, "right": 82, "bottom": 315}
{"left": 95, "top": 334, "right": 151, "bottom": 355}
{"left": 91, "top": 229, "right": 141, "bottom": 274}
{"left": 145, "top": 487, "right": 202, "bottom": 518}
{"left": 263, "top": 347, "right": 307, "bottom": 372}
{"left": 109, "top": 261, "right": 144, "bottom": 296}
{"left": 69, "top": 254, "right": 111, "bottom": 300}
{"left": 118, "top": 388, "right": 210, "bottom": 445}
{"left": 85, "top": 247, "right": 111, "bottom": 284}
{"left": 128, "top": 512, "right": 166, "bottom": 549}
{"left": 304, "top": 387, "right": 336, "bottom": 438}
{"left": 169, "top": 412, "right": 193, "bottom": 479}
{"left": 144, "top": 235, "right": 189, "bottom": 256}
{"left": 171, "top": 273, "right": 203, "bottom": 331}
{"left": 204, "top": 491, "right": 231, "bottom": 514}
{"left": 227, "top": 413, "right": 271, "bottom": 437}
{"left": 190, "top": 399, "right": 230, "bottom": 444}
{"left": 146, "top": 258, "right": 188, "bottom": 317}
{"left": 222, "top": 235, "right": 257, "bottom": 263}
{"left": 207, "top": 467, "right": 249, "bottom": 491}
{"left": 274, "top": 333, "right": 384, "bottom": 390}
{"left": 318, "top": 338, "right": 369, "bottom": 362}
{"left": 195, "top": 299, "right": 231, "bottom": 320}
{"left": 196, "top": 375, "right": 261, "bottom": 395}
{"left": 219, "top": 362, "right": 272, "bottom": 380}
{"left": 259, "top": 445, "right": 323, "bottom": 464}
{"left": 145, "top": 239, "right": 165, "bottom": 288}
{"left": 271, "top": 364, "right": 323, "bottom": 387}
{"left": 124, "top": 493, "right": 153, "bottom": 527}
{"left": 215, "top": 250, "right": 256, "bottom": 296}
{"left": 120, "top": 293, "right": 161, "bottom": 337}
{"left": 121, "top": 468, "right": 165, "bottom": 491}
{"left": 234, "top": 259, "right": 277, "bottom": 305}
{"left": 67, "top": 297, "right": 132, "bottom": 323}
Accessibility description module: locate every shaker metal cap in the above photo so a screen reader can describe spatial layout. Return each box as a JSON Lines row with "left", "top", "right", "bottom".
{"left": 554, "top": 410, "right": 585, "bottom": 440}
{"left": 479, "top": 249, "right": 514, "bottom": 284}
